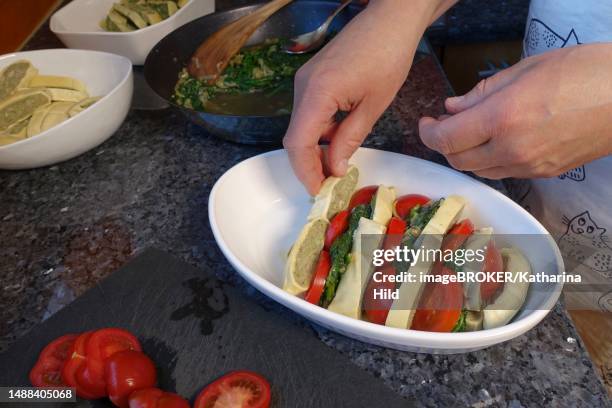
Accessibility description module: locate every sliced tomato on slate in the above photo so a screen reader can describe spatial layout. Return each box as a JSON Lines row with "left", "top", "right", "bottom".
{"left": 38, "top": 334, "right": 78, "bottom": 363}
{"left": 324, "top": 210, "right": 350, "bottom": 250}
{"left": 304, "top": 250, "right": 331, "bottom": 305}
{"left": 105, "top": 350, "right": 157, "bottom": 408}
{"left": 394, "top": 194, "right": 430, "bottom": 219}
{"left": 29, "top": 333, "right": 78, "bottom": 388}
{"left": 194, "top": 371, "right": 271, "bottom": 408}
{"left": 86, "top": 328, "right": 141, "bottom": 382}
{"left": 480, "top": 240, "right": 504, "bottom": 304}
{"left": 61, "top": 331, "right": 104, "bottom": 399}
{"left": 348, "top": 185, "right": 378, "bottom": 210}
{"left": 411, "top": 264, "right": 464, "bottom": 332}
{"left": 29, "top": 357, "right": 65, "bottom": 387}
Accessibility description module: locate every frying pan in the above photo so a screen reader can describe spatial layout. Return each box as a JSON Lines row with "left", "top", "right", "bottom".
{"left": 144, "top": 1, "right": 364, "bottom": 145}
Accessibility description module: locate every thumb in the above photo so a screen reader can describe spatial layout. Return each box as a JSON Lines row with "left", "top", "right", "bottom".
{"left": 283, "top": 93, "right": 338, "bottom": 195}
{"left": 327, "top": 103, "right": 374, "bottom": 176}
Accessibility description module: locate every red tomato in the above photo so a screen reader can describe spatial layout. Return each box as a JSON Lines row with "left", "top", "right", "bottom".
{"left": 382, "top": 217, "right": 407, "bottom": 250}
{"left": 157, "top": 393, "right": 190, "bottom": 408}
{"left": 411, "top": 264, "right": 464, "bottom": 332}
{"left": 348, "top": 186, "right": 378, "bottom": 210}
{"left": 62, "top": 331, "right": 101, "bottom": 399}
{"left": 394, "top": 194, "right": 430, "bottom": 219}
{"left": 29, "top": 334, "right": 78, "bottom": 388}
{"left": 324, "top": 210, "right": 349, "bottom": 250}
{"left": 194, "top": 371, "right": 271, "bottom": 408}
{"left": 128, "top": 388, "right": 190, "bottom": 408}
{"left": 480, "top": 241, "right": 504, "bottom": 304}
{"left": 362, "top": 218, "right": 407, "bottom": 325}
{"left": 441, "top": 219, "right": 475, "bottom": 253}
{"left": 38, "top": 334, "right": 78, "bottom": 363}
{"left": 129, "top": 388, "right": 164, "bottom": 408}
{"left": 362, "top": 262, "right": 398, "bottom": 325}
{"left": 105, "top": 350, "right": 157, "bottom": 408}
{"left": 87, "top": 328, "right": 141, "bottom": 382}
{"left": 304, "top": 250, "right": 331, "bottom": 305}
{"left": 29, "top": 357, "right": 65, "bottom": 387}
{"left": 75, "top": 364, "right": 106, "bottom": 398}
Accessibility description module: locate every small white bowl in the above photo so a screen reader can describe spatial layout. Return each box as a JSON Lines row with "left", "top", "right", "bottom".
{"left": 209, "top": 148, "right": 565, "bottom": 354}
{"left": 0, "top": 49, "right": 133, "bottom": 170}
{"left": 50, "top": 0, "right": 215, "bottom": 65}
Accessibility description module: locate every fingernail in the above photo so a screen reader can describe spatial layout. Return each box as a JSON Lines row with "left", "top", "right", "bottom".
{"left": 337, "top": 159, "right": 348, "bottom": 174}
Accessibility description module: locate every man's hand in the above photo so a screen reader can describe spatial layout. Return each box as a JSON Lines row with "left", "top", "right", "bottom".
{"left": 283, "top": 0, "right": 447, "bottom": 195}
{"left": 420, "top": 43, "right": 612, "bottom": 179}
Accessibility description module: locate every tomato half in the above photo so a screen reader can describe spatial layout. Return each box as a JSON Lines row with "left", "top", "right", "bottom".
{"left": 105, "top": 350, "right": 157, "bottom": 408}
{"left": 304, "top": 250, "right": 331, "bottom": 305}
{"left": 194, "top": 371, "right": 271, "bottom": 408}
{"left": 324, "top": 210, "right": 349, "bottom": 250}
{"left": 382, "top": 217, "right": 407, "bottom": 250}
{"left": 411, "top": 264, "right": 464, "bottom": 332}
{"left": 441, "top": 219, "right": 474, "bottom": 253}
{"left": 129, "top": 388, "right": 164, "bottom": 408}
{"left": 480, "top": 240, "right": 504, "bottom": 304}
{"left": 348, "top": 186, "right": 378, "bottom": 210}
{"left": 86, "top": 328, "right": 141, "bottom": 381}
{"left": 394, "top": 194, "right": 430, "bottom": 219}
{"left": 61, "top": 331, "right": 101, "bottom": 399}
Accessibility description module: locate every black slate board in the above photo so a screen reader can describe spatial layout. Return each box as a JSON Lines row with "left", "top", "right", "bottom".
{"left": 0, "top": 249, "right": 412, "bottom": 408}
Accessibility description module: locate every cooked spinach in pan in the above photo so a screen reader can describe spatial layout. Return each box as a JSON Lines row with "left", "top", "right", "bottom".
{"left": 173, "top": 39, "right": 313, "bottom": 116}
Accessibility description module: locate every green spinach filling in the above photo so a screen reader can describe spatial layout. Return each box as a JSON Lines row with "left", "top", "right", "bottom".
{"left": 320, "top": 204, "right": 372, "bottom": 308}
{"left": 173, "top": 39, "right": 312, "bottom": 111}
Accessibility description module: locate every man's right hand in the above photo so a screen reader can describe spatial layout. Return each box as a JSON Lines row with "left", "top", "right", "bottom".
{"left": 283, "top": 0, "right": 446, "bottom": 195}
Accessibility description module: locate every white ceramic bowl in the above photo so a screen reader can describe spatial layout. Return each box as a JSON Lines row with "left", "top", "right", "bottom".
{"left": 50, "top": 0, "right": 215, "bottom": 65}
{"left": 209, "top": 148, "right": 565, "bottom": 354}
{"left": 0, "top": 49, "right": 132, "bottom": 170}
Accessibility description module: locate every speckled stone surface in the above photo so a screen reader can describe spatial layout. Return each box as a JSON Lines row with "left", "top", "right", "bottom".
{"left": 1, "top": 2, "right": 610, "bottom": 407}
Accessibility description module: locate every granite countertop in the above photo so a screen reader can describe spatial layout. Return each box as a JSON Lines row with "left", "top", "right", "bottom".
{"left": 0, "top": 2, "right": 610, "bottom": 407}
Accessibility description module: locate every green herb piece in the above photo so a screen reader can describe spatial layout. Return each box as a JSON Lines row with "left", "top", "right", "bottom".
{"left": 452, "top": 309, "right": 468, "bottom": 332}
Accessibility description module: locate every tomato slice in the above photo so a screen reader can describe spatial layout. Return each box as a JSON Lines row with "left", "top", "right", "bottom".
{"left": 75, "top": 364, "right": 106, "bottom": 398}
{"left": 195, "top": 371, "right": 271, "bottom": 408}
{"left": 394, "top": 194, "right": 430, "bottom": 219}
{"left": 441, "top": 219, "right": 474, "bottom": 253}
{"left": 38, "top": 334, "right": 78, "bottom": 363}
{"left": 362, "top": 217, "right": 407, "bottom": 325}
{"left": 324, "top": 210, "right": 350, "bottom": 250}
{"left": 105, "top": 350, "right": 157, "bottom": 408}
{"left": 30, "top": 334, "right": 78, "bottom": 388}
{"left": 29, "top": 357, "right": 65, "bottom": 387}
{"left": 411, "top": 264, "right": 464, "bottom": 332}
{"left": 86, "top": 328, "right": 141, "bottom": 381}
{"left": 304, "top": 250, "right": 331, "bottom": 305}
{"left": 480, "top": 240, "right": 504, "bottom": 304}
{"left": 128, "top": 388, "right": 164, "bottom": 408}
{"left": 348, "top": 185, "right": 378, "bottom": 210}
{"left": 61, "top": 331, "right": 104, "bottom": 399}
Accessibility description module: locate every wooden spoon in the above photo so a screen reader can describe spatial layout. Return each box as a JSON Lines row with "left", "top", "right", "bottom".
{"left": 188, "top": 0, "right": 294, "bottom": 83}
